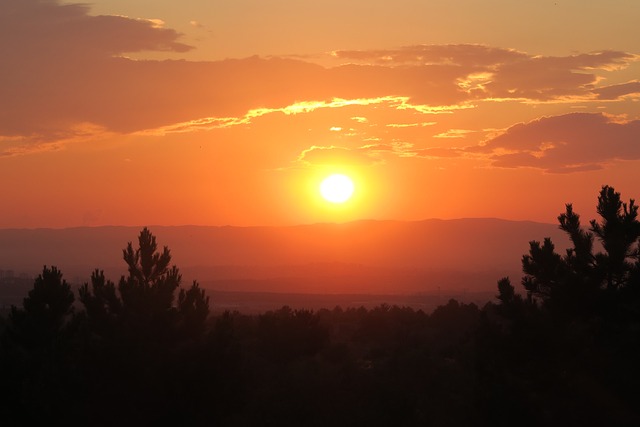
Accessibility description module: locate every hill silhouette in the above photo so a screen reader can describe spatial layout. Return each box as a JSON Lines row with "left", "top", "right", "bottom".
{"left": 0, "top": 218, "right": 569, "bottom": 296}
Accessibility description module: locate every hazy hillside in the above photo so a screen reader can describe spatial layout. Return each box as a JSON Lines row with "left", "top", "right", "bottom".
{"left": 0, "top": 218, "right": 568, "bottom": 295}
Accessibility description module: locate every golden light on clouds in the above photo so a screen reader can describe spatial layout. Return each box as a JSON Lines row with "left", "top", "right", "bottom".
{"left": 1, "top": 0, "right": 640, "bottom": 227}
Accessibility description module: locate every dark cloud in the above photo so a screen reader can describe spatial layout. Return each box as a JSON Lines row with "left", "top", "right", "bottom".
{"left": 1, "top": 0, "right": 191, "bottom": 59}
{"left": 476, "top": 113, "right": 640, "bottom": 172}
{"left": 0, "top": 0, "right": 193, "bottom": 141}
{"left": 335, "top": 46, "right": 638, "bottom": 102}
{"left": 485, "top": 52, "right": 637, "bottom": 101}
{"left": 0, "top": 2, "right": 637, "bottom": 152}
{"left": 594, "top": 81, "right": 640, "bottom": 100}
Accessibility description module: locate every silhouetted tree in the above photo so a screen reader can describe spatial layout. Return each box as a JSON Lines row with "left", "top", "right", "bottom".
{"left": 78, "top": 269, "right": 121, "bottom": 338}
{"left": 512, "top": 185, "right": 640, "bottom": 318}
{"left": 496, "top": 277, "right": 516, "bottom": 304}
{"left": 590, "top": 185, "right": 640, "bottom": 290}
{"left": 73, "top": 228, "right": 212, "bottom": 424}
{"left": 177, "top": 281, "right": 210, "bottom": 339}
{"left": 119, "top": 227, "right": 181, "bottom": 326}
{"left": 491, "top": 186, "right": 640, "bottom": 425}
{"left": 79, "top": 227, "right": 210, "bottom": 343}
{"left": 2, "top": 266, "right": 77, "bottom": 423}
{"left": 8, "top": 265, "right": 74, "bottom": 349}
{"left": 558, "top": 203, "right": 595, "bottom": 275}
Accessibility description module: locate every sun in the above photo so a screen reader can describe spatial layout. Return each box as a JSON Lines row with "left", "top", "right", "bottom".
{"left": 319, "top": 174, "right": 354, "bottom": 203}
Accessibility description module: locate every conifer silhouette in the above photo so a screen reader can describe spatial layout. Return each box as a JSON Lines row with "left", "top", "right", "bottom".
{"left": 9, "top": 266, "right": 74, "bottom": 349}
{"left": 79, "top": 227, "right": 210, "bottom": 342}
{"left": 502, "top": 185, "right": 640, "bottom": 318}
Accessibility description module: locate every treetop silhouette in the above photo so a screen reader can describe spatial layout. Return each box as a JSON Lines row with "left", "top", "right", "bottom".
{"left": 8, "top": 265, "right": 75, "bottom": 350}
{"left": 80, "top": 227, "right": 210, "bottom": 342}
{"left": 500, "top": 185, "right": 640, "bottom": 318}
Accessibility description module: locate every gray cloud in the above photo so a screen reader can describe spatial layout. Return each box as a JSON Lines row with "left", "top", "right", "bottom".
{"left": 475, "top": 113, "right": 640, "bottom": 172}
{"left": 594, "top": 81, "right": 640, "bottom": 100}
{"left": 0, "top": 0, "right": 193, "bottom": 141}
{"left": 485, "top": 52, "right": 636, "bottom": 101}
{"left": 335, "top": 46, "right": 638, "bottom": 102}
{"left": 1, "top": 0, "right": 191, "bottom": 59}
{"left": 1, "top": 2, "right": 638, "bottom": 154}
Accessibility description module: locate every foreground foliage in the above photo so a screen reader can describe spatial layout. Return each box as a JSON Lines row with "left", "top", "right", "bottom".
{"left": 1, "top": 187, "right": 639, "bottom": 426}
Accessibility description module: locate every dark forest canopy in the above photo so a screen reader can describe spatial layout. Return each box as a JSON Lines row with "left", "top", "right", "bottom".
{"left": 1, "top": 186, "right": 640, "bottom": 425}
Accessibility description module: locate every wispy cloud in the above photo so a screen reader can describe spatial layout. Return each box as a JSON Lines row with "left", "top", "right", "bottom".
{"left": 434, "top": 129, "right": 475, "bottom": 139}
{"left": 141, "top": 96, "right": 407, "bottom": 135}
{"left": 298, "top": 145, "right": 382, "bottom": 166}
{"left": 0, "top": 122, "right": 112, "bottom": 157}
{"left": 412, "top": 147, "right": 465, "bottom": 159}
{"left": 297, "top": 142, "right": 414, "bottom": 167}
{"left": 333, "top": 44, "right": 528, "bottom": 67}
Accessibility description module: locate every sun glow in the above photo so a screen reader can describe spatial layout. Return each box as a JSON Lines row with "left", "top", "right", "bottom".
{"left": 320, "top": 174, "right": 355, "bottom": 203}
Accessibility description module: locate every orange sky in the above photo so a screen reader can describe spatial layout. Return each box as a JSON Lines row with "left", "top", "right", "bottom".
{"left": 2, "top": 0, "right": 640, "bottom": 228}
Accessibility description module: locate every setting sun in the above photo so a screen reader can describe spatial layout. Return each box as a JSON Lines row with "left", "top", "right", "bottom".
{"left": 319, "top": 174, "right": 355, "bottom": 203}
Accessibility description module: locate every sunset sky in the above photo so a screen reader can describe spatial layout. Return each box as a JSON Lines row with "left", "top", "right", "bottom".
{"left": 2, "top": 0, "right": 640, "bottom": 228}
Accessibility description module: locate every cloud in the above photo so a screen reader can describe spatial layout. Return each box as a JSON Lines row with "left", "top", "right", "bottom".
{"left": 412, "top": 147, "right": 464, "bottom": 159}
{"left": 298, "top": 145, "right": 384, "bottom": 166}
{"left": 474, "top": 113, "right": 640, "bottom": 173}
{"left": 142, "top": 96, "right": 405, "bottom": 136}
{"left": 335, "top": 45, "right": 638, "bottom": 102}
{"left": 0, "top": 0, "right": 193, "bottom": 143}
{"left": 386, "top": 122, "right": 436, "bottom": 128}
{"left": 594, "top": 81, "right": 640, "bottom": 100}
{"left": 484, "top": 52, "right": 637, "bottom": 101}
{"left": 0, "top": 122, "right": 113, "bottom": 156}
{"left": 1, "top": 2, "right": 638, "bottom": 153}
{"left": 333, "top": 44, "right": 528, "bottom": 67}
{"left": 298, "top": 143, "right": 413, "bottom": 166}
{"left": 1, "top": 0, "right": 191, "bottom": 59}
{"left": 434, "top": 129, "right": 475, "bottom": 139}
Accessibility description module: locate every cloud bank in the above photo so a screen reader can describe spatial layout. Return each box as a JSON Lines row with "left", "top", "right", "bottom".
{"left": 475, "top": 113, "right": 640, "bottom": 173}
{"left": 1, "top": 0, "right": 639, "bottom": 176}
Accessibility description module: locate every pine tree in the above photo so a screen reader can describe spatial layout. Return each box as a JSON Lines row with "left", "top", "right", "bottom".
{"left": 590, "top": 185, "right": 640, "bottom": 290}
{"left": 8, "top": 266, "right": 74, "bottom": 350}
{"left": 177, "top": 281, "right": 210, "bottom": 339}
{"left": 501, "top": 185, "right": 640, "bottom": 318}
{"left": 79, "top": 227, "right": 210, "bottom": 342}
{"left": 2, "top": 266, "right": 78, "bottom": 423}
{"left": 78, "top": 269, "right": 121, "bottom": 338}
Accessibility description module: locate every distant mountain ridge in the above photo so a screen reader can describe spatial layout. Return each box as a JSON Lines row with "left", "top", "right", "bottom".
{"left": 0, "top": 218, "right": 569, "bottom": 294}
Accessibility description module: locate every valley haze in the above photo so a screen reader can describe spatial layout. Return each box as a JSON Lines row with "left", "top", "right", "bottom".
{"left": 0, "top": 218, "right": 569, "bottom": 311}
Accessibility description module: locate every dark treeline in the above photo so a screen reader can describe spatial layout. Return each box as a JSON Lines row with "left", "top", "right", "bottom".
{"left": 1, "top": 186, "right": 640, "bottom": 426}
